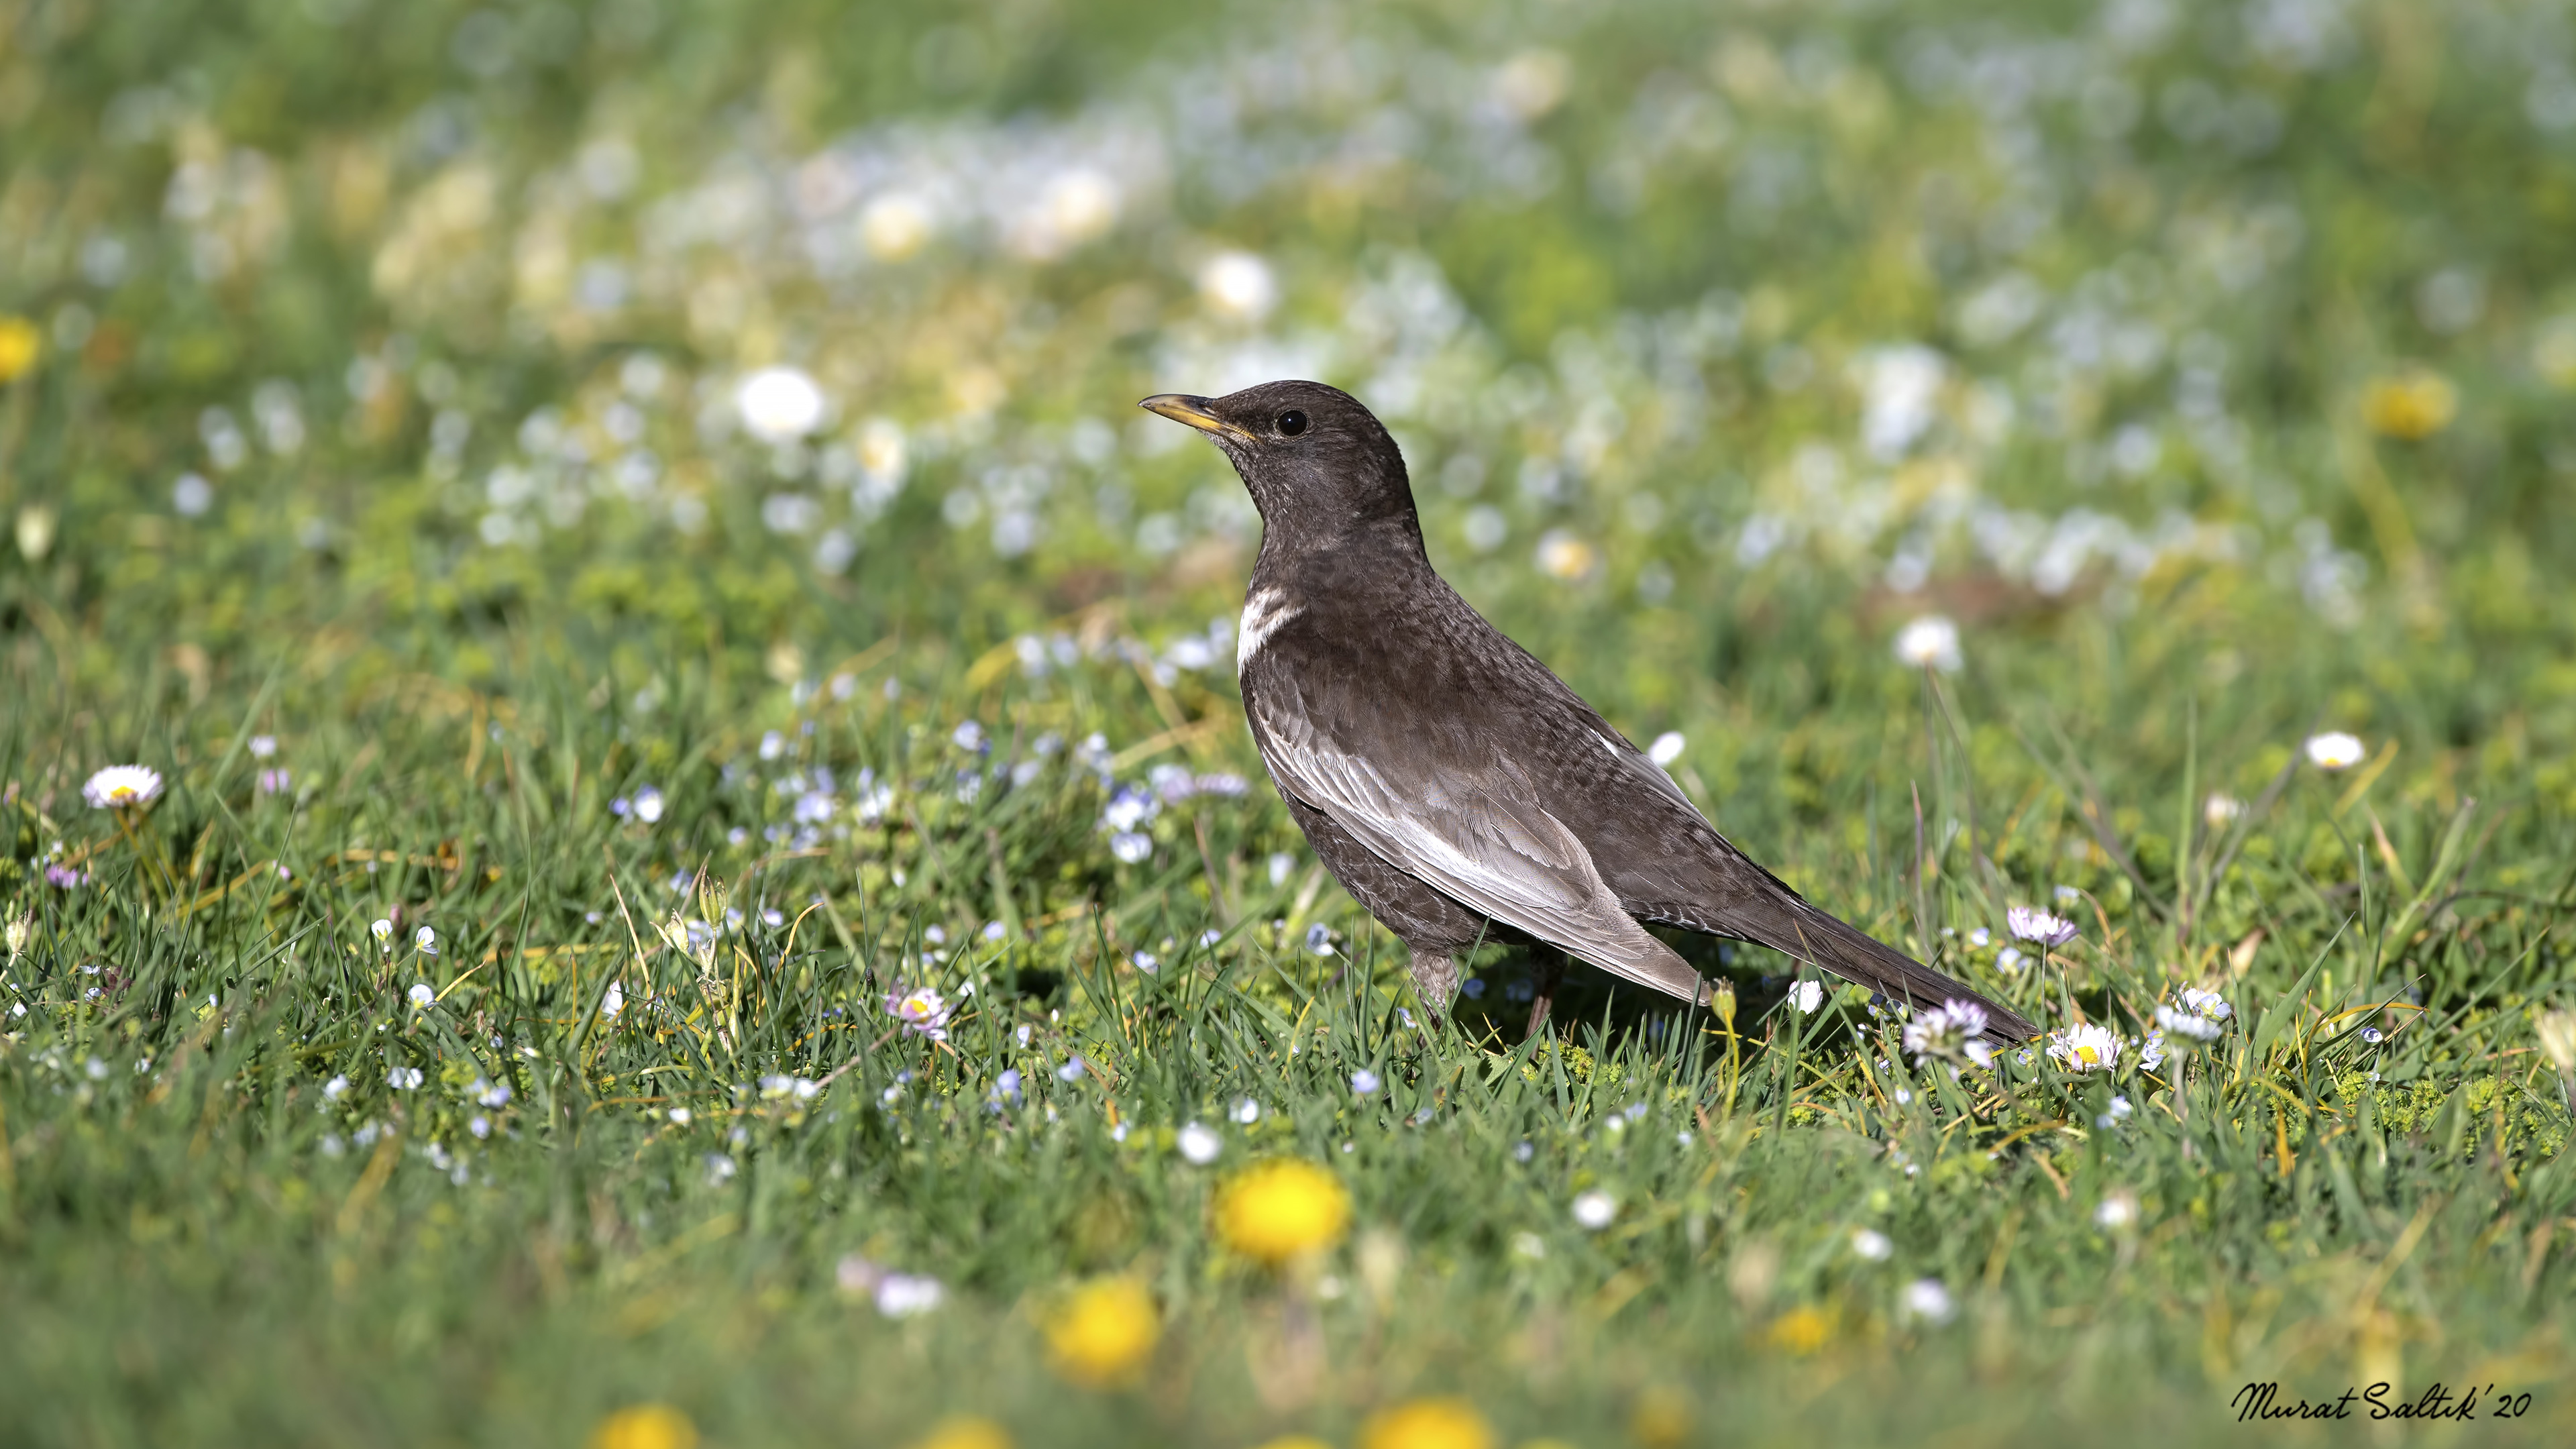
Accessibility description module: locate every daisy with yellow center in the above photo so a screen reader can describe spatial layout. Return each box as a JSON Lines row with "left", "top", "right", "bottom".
{"left": 82, "top": 765, "right": 164, "bottom": 810}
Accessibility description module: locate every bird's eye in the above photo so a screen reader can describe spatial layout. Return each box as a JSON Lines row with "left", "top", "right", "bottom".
{"left": 1276, "top": 409, "right": 1307, "bottom": 436}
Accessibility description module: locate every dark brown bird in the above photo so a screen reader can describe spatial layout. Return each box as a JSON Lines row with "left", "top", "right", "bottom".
{"left": 1141, "top": 380, "right": 2036, "bottom": 1043}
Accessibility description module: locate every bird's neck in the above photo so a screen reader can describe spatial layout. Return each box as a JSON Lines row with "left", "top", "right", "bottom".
{"left": 1250, "top": 512, "right": 1430, "bottom": 596}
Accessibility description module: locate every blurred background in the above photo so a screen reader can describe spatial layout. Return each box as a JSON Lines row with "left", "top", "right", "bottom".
{"left": 4, "top": 0, "right": 2575, "bottom": 812}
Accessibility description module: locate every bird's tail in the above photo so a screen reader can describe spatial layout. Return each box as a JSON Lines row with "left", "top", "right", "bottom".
{"left": 1758, "top": 900, "right": 2039, "bottom": 1042}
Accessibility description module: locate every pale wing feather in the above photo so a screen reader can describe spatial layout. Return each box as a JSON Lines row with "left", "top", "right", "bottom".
{"left": 1256, "top": 702, "right": 1701, "bottom": 999}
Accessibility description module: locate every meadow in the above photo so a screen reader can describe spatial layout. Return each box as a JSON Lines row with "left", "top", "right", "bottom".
{"left": 4, "top": 0, "right": 2576, "bottom": 1444}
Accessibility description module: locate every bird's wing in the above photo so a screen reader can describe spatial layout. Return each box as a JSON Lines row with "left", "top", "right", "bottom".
{"left": 1247, "top": 680, "right": 1704, "bottom": 1002}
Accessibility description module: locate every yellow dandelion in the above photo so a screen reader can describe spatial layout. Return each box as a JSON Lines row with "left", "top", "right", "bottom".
{"left": 1358, "top": 1397, "right": 1495, "bottom": 1449}
{"left": 2360, "top": 370, "right": 2457, "bottom": 441}
{"left": 1216, "top": 1159, "right": 1352, "bottom": 1267}
{"left": 0, "top": 316, "right": 40, "bottom": 384}
{"left": 1044, "top": 1275, "right": 1161, "bottom": 1388}
{"left": 1766, "top": 1305, "right": 1831, "bottom": 1355}
{"left": 590, "top": 1403, "right": 698, "bottom": 1449}
{"left": 1248, "top": 1438, "right": 1337, "bottom": 1449}
{"left": 910, "top": 1415, "right": 1014, "bottom": 1449}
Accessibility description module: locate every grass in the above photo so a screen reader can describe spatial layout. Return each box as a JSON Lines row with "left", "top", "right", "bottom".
{"left": 6, "top": 0, "right": 2576, "bottom": 1443}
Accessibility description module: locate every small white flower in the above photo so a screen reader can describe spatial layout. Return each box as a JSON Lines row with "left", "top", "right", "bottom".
{"left": 2154, "top": 1004, "right": 2223, "bottom": 1041}
{"left": 1901, "top": 998, "right": 1992, "bottom": 1066}
{"left": 415, "top": 926, "right": 438, "bottom": 956}
{"left": 82, "top": 765, "right": 164, "bottom": 810}
{"left": 1304, "top": 922, "right": 1335, "bottom": 957}
{"left": 477, "top": 1079, "right": 512, "bottom": 1108}
{"left": 323, "top": 1074, "right": 350, "bottom": 1100}
{"left": 371, "top": 918, "right": 393, "bottom": 951}
{"left": 704, "top": 1152, "right": 737, "bottom": 1185}
{"left": 2304, "top": 731, "right": 2367, "bottom": 770}
{"left": 2203, "top": 792, "right": 2244, "bottom": 827}
{"left": 1900, "top": 1278, "right": 1955, "bottom": 1324}
{"left": 1511, "top": 1231, "right": 1547, "bottom": 1260}
{"left": 248, "top": 735, "right": 278, "bottom": 759}
{"left": 631, "top": 786, "right": 664, "bottom": 824}
{"left": 2047, "top": 1022, "right": 2125, "bottom": 1073}
{"left": 1177, "top": 1120, "right": 1222, "bottom": 1164}
{"left": 388, "top": 1066, "right": 424, "bottom": 1090}
{"left": 1995, "top": 946, "right": 2027, "bottom": 973}
{"left": 1350, "top": 1069, "right": 1382, "bottom": 1096}
{"left": 1109, "top": 831, "right": 1153, "bottom": 864}
{"left": 1131, "top": 951, "right": 1158, "bottom": 974}
{"left": 884, "top": 987, "right": 951, "bottom": 1040}
{"left": 2005, "top": 906, "right": 2078, "bottom": 947}
{"left": 668, "top": 1107, "right": 692, "bottom": 1125}
{"left": 1057, "top": 1056, "right": 1087, "bottom": 1083}
{"left": 736, "top": 365, "right": 826, "bottom": 443}
{"left": 874, "top": 1273, "right": 945, "bottom": 1318}
{"left": 1230, "top": 1097, "right": 1261, "bottom": 1124}
{"left": 469, "top": 1114, "right": 492, "bottom": 1139}
{"left": 1788, "top": 980, "right": 1825, "bottom": 1014}
{"left": 1648, "top": 731, "right": 1686, "bottom": 767}
{"left": 1851, "top": 1228, "right": 1892, "bottom": 1261}
{"left": 600, "top": 979, "right": 625, "bottom": 1018}
{"left": 407, "top": 982, "right": 435, "bottom": 1008}
{"left": 1197, "top": 250, "right": 1278, "bottom": 322}
{"left": 2094, "top": 1191, "right": 2139, "bottom": 1230}
{"left": 1571, "top": 1190, "right": 1617, "bottom": 1230}
{"left": 2135, "top": 1034, "right": 2166, "bottom": 1073}
{"left": 1893, "top": 615, "right": 1964, "bottom": 672}
{"left": 2180, "top": 987, "right": 2233, "bottom": 1021}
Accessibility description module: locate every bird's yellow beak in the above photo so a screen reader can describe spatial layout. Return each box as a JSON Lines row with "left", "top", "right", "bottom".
{"left": 1138, "top": 393, "right": 1257, "bottom": 444}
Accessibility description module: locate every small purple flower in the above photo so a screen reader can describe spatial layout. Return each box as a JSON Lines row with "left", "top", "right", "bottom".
{"left": 256, "top": 768, "right": 291, "bottom": 796}
{"left": 884, "top": 986, "right": 951, "bottom": 1040}
{"left": 44, "top": 863, "right": 89, "bottom": 889}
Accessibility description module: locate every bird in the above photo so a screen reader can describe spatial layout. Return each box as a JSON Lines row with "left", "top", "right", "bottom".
{"left": 1139, "top": 380, "right": 2038, "bottom": 1044}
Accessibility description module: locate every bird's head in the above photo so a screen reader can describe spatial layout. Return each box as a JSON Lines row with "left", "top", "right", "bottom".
{"left": 1139, "top": 380, "right": 1419, "bottom": 549}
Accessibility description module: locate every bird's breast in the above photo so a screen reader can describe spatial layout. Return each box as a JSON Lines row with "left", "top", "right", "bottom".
{"left": 1236, "top": 586, "right": 1303, "bottom": 678}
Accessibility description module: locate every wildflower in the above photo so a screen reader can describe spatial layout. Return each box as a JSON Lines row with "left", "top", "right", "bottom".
{"left": 1892, "top": 614, "right": 1964, "bottom": 672}
{"left": 1131, "top": 951, "right": 1158, "bottom": 973}
{"left": 469, "top": 1114, "right": 492, "bottom": 1138}
{"left": 1043, "top": 1276, "right": 1160, "bottom": 1388}
{"left": 476, "top": 1079, "right": 512, "bottom": 1108}
{"left": 1358, "top": 1397, "right": 1496, "bottom": 1449}
{"left": 2097, "top": 1094, "right": 2135, "bottom": 1128}
{"left": 874, "top": 1273, "right": 945, "bottom": 1318}
{"left": 257, "top": 768, "right": 291, "bottom": 796}
{"left": 1995, "top": 946, "right": 2026, "bottom": 973}
{"left": 2304, "top": 732, "right": 2367, "bottom": 770}
{"left": 668, "top": 1108, "right": 692, "bottom": 1125}
{"left": 1216, "top": 1158, "right": 1352, "bottom": 1265}
{"left": 1787, "top": 980, "right": 1824, "bottom": 1014}
{"left": 1572, "top": 1189, "right": 1617, "bottom": 1230}
{"left": 408, "top": 982, "right": 435, "bottom": 1008}
{"left": 2361, "top": 370, "right": 2457, "bottom": 440}
{"left": 388, "top": 1066, "right": 424, "bottom": 1090}
{"left": 1108, "top": 832, "right": 1152, "bottom": 864}
{"left": 1901, "top": 998, "right": 1992, "bottom": 1067}
{"left": 371, "top": 919, "right": 393, "bottom": 951}
{"left": 601, "top": 979, "right": 625, "bottom": 1018}
{"left": 1648, "top": 731, "right": 1686, "bottom": 767}
{"left": 415, "top": 926, "right": 438, "bottom": 956}
{"left": 323, "top": 1075, "right": 350, "bottom": 1100}
{"left": 1900, "top": 1278, "right": 1956, "bottom": 1325}
{"left": 1350, "top": 1068, "right": 1383, "bottom": 1096}
{"left": 249, "top": 735, "right": 278, "bottom": 759}
{"left": 1177, "top": 1120, "right": 1223, "bottom": 1164}
{"left": 1511, "top": 1232, "right": 1546, "bottom": 1260}
{"left": 82, "top": 765, "right": 164, "bottom": 810}
{"left": 907, "top": 1417, "right": 1013, "bottom": 1449}
{"left": 2095, "top": 1190, "right": 2139, "bottom": 1230}
{"left": 2154, "top": 1002, "right": 2224, "bottom": 1042}
{"left": 885, "top": 986, "right": 951, "bottom": 1040}
{"left": 589, "top": 1403, "right": 699, "bottom": 1449}
{"left": 1197, "top": 250, "right": 1278, "bottom": 322}
{"left": 2006, "top": 906, "right": 2078, "bottom": 947}
{"left": 1851, "top": 1228, "right": 1892, "bottom": 1260}
{"left": 2204, "top": 792, "right": 2244, "bottom": 828}
{"left": 1230, "top": 1097, "right": 1263, "bottom": 1125}
{"left": 0, "top": 315, "right": 40, "bottom": 383}
{"left": 1766, "top": 1306, "right": 1831, "bottom": 1354}
{"left": 735, "top": 366, "right": 826, "bottom": 443}
{"left": 1056, "top": 1057, "right": 1086, "bottom": 1083}
{"left": 631, "top": 786, "right": 664, "bottom": 823}
{"left": 2047, "top": 1022, "right": 2125, "bottom": 1073}
{"left": 2135, "top": 1034, "right": 2166, "bottom": 1073}
{"left": 988, "top": 1069, "right": 1024, "bottom": 1109}
{"left": 1304, "top": 922, "right": 1336, "bottom": 957}
{"left": 44, "top": 863, "right": 88, "bottom": 888}
{"left": 704, "top": 1154, "right": 737, "bottom": 1185}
